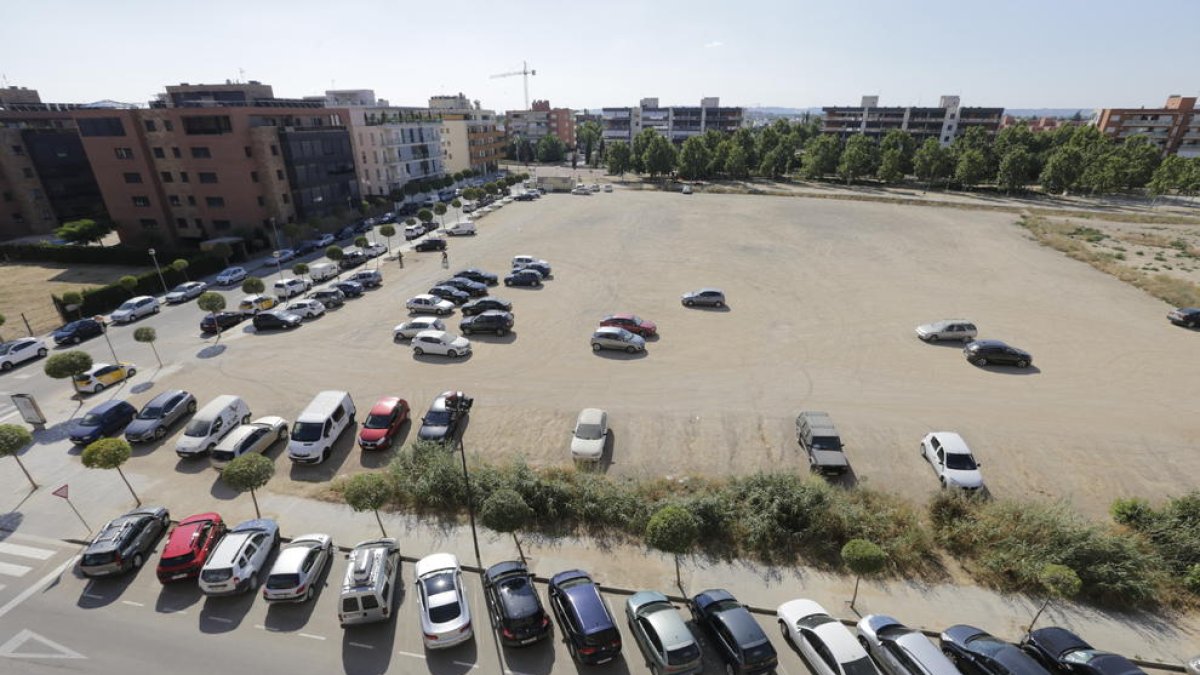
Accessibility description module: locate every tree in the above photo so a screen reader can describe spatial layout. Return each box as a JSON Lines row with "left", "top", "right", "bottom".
{"left": 732, "top": 128, "right": 759, "bottom": 172}
{"left": 1118, "top": 136, "right": 1162, "bottom": 189}
{"left": 913, "top": 138, "right": 954, "bottom": 189}
{"left": 725, "top": 143, "right": 750, "bottom": 179}
{"left": 480, "top": 488, "right": 534, "bottom": 563}
{"left": 606, "top": 141, "right": 632, "bottom": 178}
{"left": 677, "top": 136, "right": 712, "bottom": 180}
{"left": 1039, "top": 146, "right": 1085, "bottom": 195}
{"left": 325, "top": 246, "right": 344, "bottom": 274}
{"left": 801, "top": 135, "right": 840, "bottom": 180}
{"left": 61, "top": 291, "right": 84, "bottom": 319}
{"left": 709, "top": 140, "right": 732, "bottom": 177}
{"left": 645, "top": 504, "right": 699, "bottom": 592}
{"left": 82, "top": 438, "right": 139, "bottom": 505}
{"left": 343, "top": 472, "right": 394, "bottom": 536}
{"left": 632, "top": 129, "right": 660, "bottom": 173}
{"left": 44, "top": 350, "right": 93, "bottom": 389}
{"left": 211, "top": 242, "right": 233, "bottom": 267}
{"left": 291, "top": 262, "right": 310, "bottom": 285}
{"left": 241, "top": 276, "right": 265, "bottom": 295}
{"left": 954, "top": 148, "right": 989, "bottom": 189}
{"left": 0, "top": 423, "right": 36, "bottom": 488}
{"left": 879, "top": 129, "right": 916, "bottom": 174}
{"left": 451, "top": 199, "right": 463, "bottom": 221}
{"left": 1148, "top": 155, "right": 1193, "bottom": 198}
{"left": 133, "top": 327, "right": 162, "bottom": 368}
{"left": 222, "top": 453, "right": 275, "bottom": 518}
{"left": 54, "top": 219, "right": 113, "bottom": 245}
{"left": 997, "top": 147, "right": 1035, "bottom": 194}
{"left": 643, "top": 135, "right": 678, "bottom": 179}
{"left": 354, "top": 235, "right": 369, "bottom": 252}
{"left": 416, "top": 209, "right": 433, "bottom": 230}
{"left": 118, "top": 275, "right": 139, "bottom": 297}
{"left": 1028, "top": 564, "right": 1081, "bottom": 631}
{"left": 197, "top": 291, "right": 227, "bottom": 342}
{"left": 170, "top": 258, "right": 190, "bottom": 281}
{"left": 577, "top": 121, "right": 603, "bottom": 164}
{"left": 536, "top": 136, "right": 566, "bottom": 163}
{"left": 1080, "top": 150, "right": 1122, "bottom": 195}
{"left": 877, "top": 147, "right": 905, "bottom": 184}
{"left": 841, "top": 539, "right": 887, "bottom": 610}
{"left": 433, "top": 203, "right": 448, "bottom": 227}
{"left": 838, "top": 134, "right": 877, "bottom": 185}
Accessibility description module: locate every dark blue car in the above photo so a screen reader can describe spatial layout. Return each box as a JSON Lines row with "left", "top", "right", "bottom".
{"left": 124, "top": 390, "right": 197, "bottom": 443}
{"left": 942, "top": 625, "right": 1053, "bottom": 675}
{"left": 1020, "top": 627, "right": 1145, "bottom": 675}
{"left": 53, "top": 318, "right": 105, "bottom": 346}
{"left": 504, "top": 270, "right": 543, "bottom": 288}
{"left": 334, "top": 281, "right": 365, "bottom": 298}
{"left": 547, "top": 569, "right": 621, "bottom": 665}
{"left": 688, "top": 589, "right": 778, "bottom": 674}
{"left": 69, "top": 400, "right": 137, "bottom": 446}
{"left": 482, "top": 561, "right": 551, "bottom": 647}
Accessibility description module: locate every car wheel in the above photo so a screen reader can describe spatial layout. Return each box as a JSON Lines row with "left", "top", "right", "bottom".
{"left": 962, "top": 336, "right": 973, "bottom": 342}
{"left": 1016, "top": 359, "right": 1029, "bottom": 368}
{"left": 448, "top": 350, "right": 458, "bottom": 358}
{"left": 127, "top": 367, "right": 136, "bottom": 377}
{"left": 206, "top": 443, "right": 216, "bottom": 454}
{"left": 37, "top": 348, "right": 47, "bottom": 357}
{"left": 133, "top": 553, "right": 144, "bottom": 569}
{"left": 188, "top": 400, "right": 197, "bottom": 413}
{"left": 778, "top": 620, "right": 791, "bottom": 643}
{"left": 414, "top": 347, "right": 424, "bottom": 356}
{"left": 243, "top": 414, "right": 251, "bottom": 424}
{"left": 725, "top": 664, "right": 736, "bottom": 675}
{"left": 155, "top": 427, "right": 166, "bottom": 440}
{"left": 497, "top": 329, "right": 508, "bottom": 336}
{"left": 625, "top": 346, "right": 636, "bottom": 354}
{"left": 462, "top": 328, "right": 471, "bottom": 335}
{"left": 0, "top": 363, "right": 10, "bottom": 372}
{"left": 715, "top": 301, "right": 725, "bottom": 307}
{"left": 504, "top": 280, "right": 512, "bottom": 286}
{"left": 72, "top": 336, "right": 82, "bottom": 344}
{"left": 305, "top": 586, "right": 315, "bottom": 602}
{"left": 592, "top": 343, "right": 601, "bottom": 352}
{"left": 278, "top": 427, "right": 288, "bottom": 440}
{"left": 939, "top": 477, "right": 948, "bottom": 489}
{"left": 153, "top": 306, "right": 160, "bottom": 314}
{"left": 94, "top": 382, "right": 105, "bottom": 393}
{"left": 973, "top": 357, "right": 988, "bottom": 367}
{"left": 249, "top": 575, "right": 259, "bottom": 591}
{"left": 927, "top": 334, "right": 938, "bottom": 343}
{"left": 321, "top": 448, "right": 330, "bottom": 463}
{"left": 684, "top": 299, "right": 694, "bottom": 307}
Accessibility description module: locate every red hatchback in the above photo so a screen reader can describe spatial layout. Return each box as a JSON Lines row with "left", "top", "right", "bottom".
{"left": 156, "top": 512, "right": 225, "bottom": 583}
{"left": 359, "top": 396, "right": 410, "bottom": 450}
{"left": 600, "top": 314, "right": 657, "bottom": 337}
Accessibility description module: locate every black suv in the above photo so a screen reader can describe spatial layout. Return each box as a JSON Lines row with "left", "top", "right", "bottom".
{"left": 461, "top": 311, "right": 514, "bottom": 336}
{"left": 455, "top": 268, "right": 499, "bottom": 286}
{"left": 338, "top": 251, "right": 367, "bottom": 270}
{"left": 253, "top": 310, "right": 301, "bottom": 331}
{"left": 483, "top": 561, "right": 552, "bottom": 647}
{"left": 308, "top": 288, "right": 345, "bottom": 308}
{"left": 548, "top": 569, "right": 622, "bottom": 665}
{"left": 200, "top": 311, "right": 245, "bottom": 334}
{"left": 79, "top": 506, "right": 171, "bottom": 577}
{"left": 963, "top": 340, "right": 1032, "bottom": 368}
{"left": 52, "top": 318, "right": 105, "bottom": 345}
{"left": 415, "top": 237, "right": 447, "bottom": 252}
{"left": 688, "top": 589, "right": 778, "bottom": 674}
{"left": 462, "top": 297, "right": 512, "bottom": 316}
{"left": 417, "top": 391, "right": 473, "bottom": 443}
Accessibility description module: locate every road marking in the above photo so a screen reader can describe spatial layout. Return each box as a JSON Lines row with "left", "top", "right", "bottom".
{"left": 82, "top": 593, "right": 104, "bottom": 600}
{"left": 0, "top": 543, "right": 55, "bottom": 561}
{"left": 397, "top": 650, "right": 426, "bottom": 660}
{"left": 121, "top": 600, "right": 144, "bottom": 607}
{"left": 208, "top": 616, "right": 233, "bottom": 623}
{"left": 298, "top": 633, "right": 325, "bottom": 641}
{"left": 348, "top": 642, "right": 373, "bottom": 649}
{"left": 452, "top": 660, "right": 479, "bottom": 669}
{"left": 0, "top": 562, "right": 32, "bottom": 578}
{"left": 0, "top": 629, "right": 85, "bottom": 659}
{"left": 161, "top": 608, "right": 188, "bottom": 615}
{"left": 0, "top": 409, "right": 17, "bottom": 424}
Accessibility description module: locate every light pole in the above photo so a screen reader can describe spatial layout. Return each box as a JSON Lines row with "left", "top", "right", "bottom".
{"left": 450, "top": 395, "right": 482, "bottom": 569}
{"left": 94, "top": 315, "right": 119, "bottom": 363}
{"left": 268, "top": 218, "right": 285, "bottom": 281}
{"left": 148, "top": 248, "right": 168, "bottom": 295}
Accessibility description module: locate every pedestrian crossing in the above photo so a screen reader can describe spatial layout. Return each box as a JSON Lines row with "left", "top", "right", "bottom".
{"left": 0, "top": 538, "right": 66, "bottom": 597}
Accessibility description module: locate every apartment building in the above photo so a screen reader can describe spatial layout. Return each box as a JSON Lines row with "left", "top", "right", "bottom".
{"left": 344, "top": 105, "right": 444, "bottom": 198}
{"left": 430, "top": 93, "right": 504, "bottom": 174}
{"left": 505, "top": 100, "right": 575, "bottom": 147}
{"left": 600, "top": 97, "right": 744, "bottom": 144}
{"left": 822, "top": 96, "right": 1003, "bottom": 146}
{"left": 1095, "top": 95, "right": 1199, "bottom": 157}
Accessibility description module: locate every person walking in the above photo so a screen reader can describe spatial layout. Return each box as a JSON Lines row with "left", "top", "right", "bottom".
{"left": 397, "top": 251, "right": 404, "bottom": 268}
{"left": 441, "top": 250, "right": 449, "bottom": 268}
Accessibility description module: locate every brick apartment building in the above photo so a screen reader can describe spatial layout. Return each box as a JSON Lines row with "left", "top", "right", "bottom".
{"left": 822, "top": 95, "right": 1003, "bottom": 147}
{"left": 601, "top": 97, "right": 744, "bottom": 144}
{"left": 429, "top": 94, "right": 504, "bottom": 175}
{"left": 1094, "top": 95, "right": 1200, "bottom": 157}
{"left": 505, "top": 100, "right": 576, "bottom": 147}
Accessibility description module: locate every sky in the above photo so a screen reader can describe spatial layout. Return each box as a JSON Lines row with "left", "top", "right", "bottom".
{"left": 2, "top": 0, "right": 1197, "bottom": 113}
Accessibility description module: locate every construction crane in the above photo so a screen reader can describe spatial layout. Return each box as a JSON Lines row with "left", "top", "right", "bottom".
{"left": 490, "top": 61, "right": 537, "bottom": 110}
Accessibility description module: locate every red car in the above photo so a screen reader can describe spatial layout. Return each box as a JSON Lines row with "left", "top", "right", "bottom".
{"left": 359, "top": 396, "right": 410, "bottom": 450}
{"left": 155, "top": 512, "right": 225, "bottom": 583}
{"left": 600, "top": 314, "right": 657, "bottom": 337}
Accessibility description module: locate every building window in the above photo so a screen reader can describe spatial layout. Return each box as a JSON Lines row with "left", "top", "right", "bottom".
{"left": 153, "top": 147, "right": 165, "bottom": 159}
{"left": 182, "top": 115, "right": 232, "bottom": 135}
{"left": 270, "top": 144, "right": 279, "bottom": 156}
{"left": 22, "top": 167, "right": 33, "bottom": 178}
{"left": 171, "top": 147, "right": 181, "bottom": 158}
{"left": 176, "top": 217, "right": 187, "bottom": 228}
{"left": 132, "top": 196, "right": 151, "bottom": 207}
{"left": 115, "top": 147, "right": 134, "bottom": 159}
{"left": 205, "top": 196, "right": 225, "bottom": 208}
{"left": 198, "top": 172, "right": 218, "bottom": 184}
{"left": 250, "top": 171, "right": 259, "bottom": 183}
{"left": 257, "top": 196, "right": 265, "bottom": 206}
{"left": 187, "top": 195, "right": 196, "bottom": 206}
{"left": 161, "top": 171, "right": 174, "bottom": 183}
{"left": 11, "top": 145, "right": 23, "bottom": 155}
{"left": 144, "top": 120, "right": 157, "bottom": 132}
{"left": 212, "top": 219, "right": 232, "bottom": 230}
{"left": 180, "top": 172, "right": 189, "bottom": 183}
{"left": 244, "top": 146, "right": 253, "bottom": 158}
{"left": 281, "top": 193, "right": 290, "bottom": 204}
{"left": 169, "top": 195, "right": 181, "bottom": 206}
{"left": 79, "top": 117, "right": 126, "bottom": 137}
{"left": 190, "top": 146, "right": 212, "bottom": 159}
{"left": 276, "top": 169, "right": 284, "bottom": 180}
{"left": 139, "top": 218, "right": 158, "bottom": 228}
{"left": 123, "top": 172, "right": 142, "bottom": 184}
{"left": 164, "top": 120, "right": 174, "bottom": 132}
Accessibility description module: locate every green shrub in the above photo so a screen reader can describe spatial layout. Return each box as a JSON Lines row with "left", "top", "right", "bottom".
{"left": 1117, "top": 491, "right": 1200, "bottom": 577}
{"left": 1110, "top": 497, "right": 1153, "bottom": 528}
{"left": 1184, "top": 564, "right": 1200, "bottom": 594}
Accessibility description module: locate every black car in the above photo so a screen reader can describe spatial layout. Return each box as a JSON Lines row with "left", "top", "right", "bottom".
{"left": 79, "top": 506, "right": 170, "bottom": 577}
{"left": 455, "top": 268, "right": 499, "bottom": 286}
{"left": 333, "top": 281, "right": 365, "bottom": 298}
{"left": 942, "top": 625, "right": 1053, "bottom": 675}
{"left": 548, "top": 569, "right": 622, "bottom": 665}
{"left": 1167, "top": 307, "right": 1200, "bottom": 327}
{"left": 335, "top": 225, "right": 356, "bottom": 241}
{"left": 428, "top": 285, "right": 470, "bottom": 305}
{"left": 354, "top": 219, "right": 375, "bottom": 234}
{"left": 348, "top": 270, "right": 382, "bottom": 288}
{"left": 688, "top": 589, "right": 778, "bottom": 675}
{"left": 253, "top": 309, "right": 302, "bottom": 331}
{"left": 124, "top": 390, "right": 197, "bottom": 443}
{"left": 397, "top": 203, "right": 419, "bottom": 217}
{"left": 294, "top": 240, "right": 318, "bottom": 256}
{"left": 504, "top": 269, "right": 543, "bottom": 287}
{"left": 1021, "top": 628, "right": 1145, "bottom": 675}
{"left": 417, "top": 391, "right": 472, "bottom": 443}
{"left": 52, "top": 318, "right": 106, "bottom": 345}
{"left": 462, "top": 297, "right": 513, "bottom": 316}
{"left": 308, "top": 288, "right": 345, "bottom": 308}
{"left": 380, "top": 212, "right": 397, "bottom": 224}
{"left": 963, "top": 340, "right": 1033, "bottom": 368}
{"left": 415, "top": 237, "right": 447, "bottom": 252}
{"left": 443, "top": 277, "right": 488, "bottom": 297}
{"left": 338, "top": 251, "right": 367, "bottom": 270}
{"left": 461, "top": 311, "right": 513, "bottom": 336}
{"left": 514, "top": 261, "right": 551, "bottom": 278}
{"left": 200, "top": 311, "right": 245, "bottom": 334}
{"left": 483, "top": 561, "right": 552, "bottom": 647}
{"left": 514, "top": 192, "right": 536, "bottom": 201}
{"left": 68, "top": 399, "right": 138, "bottom": 446}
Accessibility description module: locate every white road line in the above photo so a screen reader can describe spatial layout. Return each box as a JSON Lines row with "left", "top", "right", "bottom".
{"left": 121, "top": 600, "right": 144, "bottom": 607}
{"left": 0, "top": 555, "right": 78, "bottom": 621}
{"left": 0, "top": 562, "right": 32, "bottom": 577}
{"left": 0, "top": 543, "right": 54, "bottom": 561}
{"left": 348, "top": 642, "right": 373, "bottom": 649}
{"left": 452, "top": 660, "right": 479, "bottom": 669}
{"left": 208, "top": 616, "right": 233, "bottom": 624}
{"left": 298, "top": 633, "right": 325, "bottom": 641}
{"left": 0, "top": 409, "right": 18, "bottom": 423}
{"left": 161, "top": 608, "right": 188, "bottom": 615}
{"left": 82, "top": 593, "right": 104, "bottom": 600}
{"left": 396, "top": 650, "right": 427, "bottom": 660}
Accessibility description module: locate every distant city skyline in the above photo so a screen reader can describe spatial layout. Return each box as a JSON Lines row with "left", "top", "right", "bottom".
{"left": 2, "top": 0, "right": 1197, "bottom": 112}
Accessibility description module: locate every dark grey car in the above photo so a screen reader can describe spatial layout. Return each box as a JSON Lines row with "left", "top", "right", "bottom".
{"left": 308, "top": 288, "right": 345, "bottom": 308}
{"left": 80, "top": 506, "right": 171, "bottom": 577}
{"left": 681, "top": 288, "right": 725, "bottom": 307}
{"left": 125, "top": 390, "right": 197, "bottom": 443}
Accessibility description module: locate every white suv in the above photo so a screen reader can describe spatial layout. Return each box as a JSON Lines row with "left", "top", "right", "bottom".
{"left": 920, "top": 432, "right": 984, "bottom": 491}
{"left": 198, "top": 518, "right": 280, "bottom": 596}
{"left": 273, "top": 277, "right": 312, "bottom": 300}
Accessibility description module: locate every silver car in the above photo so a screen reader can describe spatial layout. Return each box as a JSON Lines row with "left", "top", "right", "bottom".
{"left": 681, "top": 288, "right": 725, "bottom": 307}
{"left": 591, "top": 326, "right": 645, "bottom": 353}
{"left": 394, "top": 317, "right": 446, "bottom": 341}
{"left": 857, "top": 614, "right": 961, "bottom": 675}
{"left": 915, "top": 320, "right": 977, "bottom": 343}
{"left": 111, "top": 295, "right": 160, "bottom": 323}
{"left": 263, "top": 533, "right": 333, "bottom": 603}
{"left": 165, "top": 281, "right": 208, "bottom": 304}
{"left": 210, "top": 416, "right": 289, "bottom": 470}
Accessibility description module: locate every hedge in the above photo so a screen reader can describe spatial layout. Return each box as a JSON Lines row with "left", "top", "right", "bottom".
{"left": 0, "top": 243, "right": 198, "bottom": 267}
{"left": 49, "top": 254, "right": 227, "bottom": 320}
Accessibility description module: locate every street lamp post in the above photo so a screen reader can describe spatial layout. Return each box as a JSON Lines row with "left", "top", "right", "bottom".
{"left": 450, "top": 395, "right": 482, "bottom": 569}
{"left": 268, "top": 218, "right": 285, "bottom": 281}
{"left": 148, "top": 248, "right": 168, "bottom": 296}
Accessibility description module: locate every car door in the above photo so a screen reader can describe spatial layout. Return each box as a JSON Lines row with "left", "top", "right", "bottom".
{"left": 801, "top": 629, "right": 839, "bottom": 675}
{"left": 637, "top": 615, "right": 665, "bottom": 669}
{"left": 1002, "top": 348, "right": 1020, "bottom": 365}
{"left": 712, "top": 621, "right": 738, "bottom": 666}
{"left": 102, "top": 407, "right": 122, "bottom": 435}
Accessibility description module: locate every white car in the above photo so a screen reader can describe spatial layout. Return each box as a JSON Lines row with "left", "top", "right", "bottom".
{"left": 263, "top": 533, "right": 333, "bottom": 603}
{"left": 269, "top": 249, "right": 296, "bottom": 265}
{"left": 393, "top": 317, "right": 446, "bottom": 341}
{"left": 210, "top": 416, "right": 289, "bottom": 470}
{"left": 215, "top": 267, "right": 248, "bottom": 286}
{"left": 412, "top": 330, "right": 471, "bottom": 358}
{"left": 603, "top": 184, "right": 613, "bottom": 192}
{"left": 915, "top": 320, "right": 977, "bottom": 343}
{"left": 363, "top": 243, "right": 388, "bottom": 258}
{"left": 778, "top": 599, "right": 881, "bottom": 675}
{"left": 681, "top": 184, "right": 693, "bottom": 194}
{"left": 920, "top": 432, "right": 983, "bottom": 491}
{"left": 570, "top": 408, "right": 608, "bottom": 462}
{"left": 286, "top": 299, "right": 326, "bottom": 319}
{"left": 407, "top": 294, "right": 455, "bottom": 316}
{"left": 415, "top": 553, "right": 472, "bottom": 649}
{"left": 314, "top": 234, "right": 335, "bottom": 247}
{"left": 273, "top": 277, "right": 312, "bottom": 300}
{"left": 199, "top": 519, "right": 280, "bottom": 596}
{"left": 511, "top": 255, "right": 547, "bottom": 268}
{"left": 0, "top": 338, "right": 47, "bottom": 371}
{"left": 857, "top": 615, "right": 960, "bottom": 675}
{"left": 165, "top": 281, "right": 207, "bottom": 304}
{"left": 111, "top": 296, "right": 160, "bottom": 324}
{"left": 571, "top": 185, "right": 591, "bottom": 195}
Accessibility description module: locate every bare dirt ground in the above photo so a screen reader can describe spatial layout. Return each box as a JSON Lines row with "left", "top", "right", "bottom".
{"left": 0, "top": 261, "right": 150, "bottom": 335}
{"left": 123, "top": 187, "right": 1200, "bottom": 520}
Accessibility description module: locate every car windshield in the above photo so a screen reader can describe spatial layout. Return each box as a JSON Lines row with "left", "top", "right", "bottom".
{"left": 200, "top": 568, "right": 232, "bottom": 582}
{"left": 946, "top": 453, "right": 978, "bottom": 470}
{"left": 291, "top": 421, "right": 324, "bottom": 442}
{"left": 844, "top": 656, "right": 879, "bottom": 675}
{"left": 428, "top": 601, "right": 462, "bottom": 624}
{"left": 81, "top": 551, "right": 116, "bottom": 566}
{"left": 159, "top": 552, "right": 194, "bottom": 567}
{"left": 424, "top": 410, "right": 451, "bottom": 426}
{"left": 266, "top": 573, "right": 301, "bottom": 589}
{"left": 744, "top": 640, "right": 775, "bottom": 665}
{"left": 184, "top": 419, "right": 211, "bottom": 437}
{"left": 59, "top": 322, "right": 81, "bottom": 332}
{"left": 364, "top": 413, "right": 392, "bottom": 429}
{"left": 117, "top": 301, "right": 136, "bottom": 311}
{"left": 575, "top": 423, "right": 604, "bottom": 440}
{"left": 81, "top": 413, "right": 102, "bottom": 426}
{"left": 138, "top": 405, "right": 165, "bottom": 420}
{"left": 584, "top": 627, "right": 619, "bottom": 647}
{"left": 0, "top": 344, "right": 11, "bottom": 355}
{"left": 667, "top": 644, "right": 701, "bottom": 666}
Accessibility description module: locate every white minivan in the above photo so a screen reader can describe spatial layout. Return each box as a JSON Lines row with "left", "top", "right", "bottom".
{"left": 288, "top": 390, "right": 356, "bottom": 464}
{"left": 308, "top": 262, "right": 338, "bottom": 282}
{"left": 445, "top": 221, "right": 476, "bottom": 236}
{"left": 176, "top": 395, "right": 251, "bottom": 458}
{"left": 338, "top": 538, "right": 401, "bottom": 626}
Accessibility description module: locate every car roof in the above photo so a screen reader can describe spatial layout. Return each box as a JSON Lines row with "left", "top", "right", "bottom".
{"left": 415, "top": 330, "right": 450, "bottom": 341}
{"left": 231, "top": 518, "right": 276, "bottom": 534}
{"left": 577, "top": 408, "right": 606, "bottom": 426}
{"left": 163, "top": 518, "right": 210, "bottom": 557}
{"left": 484, "top": 560, "right": 528, "bottom": 582}
{"left": 217, "top": 424, "right": 260, "bottom": 448}
{"left": 416, "top": 552, "right": 459, "bottom": 577}
{"left": 697, "top": 287, "right": 723, "bottom": 293}
{"left": 145, "top": 390, "right": 186, "bottom": 407}
{"left": 931, "top": 432, "right": 971, "bottom": 454}
{"left": 631, "top": 593, "right": 693, "bottom": 647}
{"left": 1028, "top": 627, "right": 1092, "bottom": 658}
{"left": 86, "top": 399, "right": 130, "bottom": 415}
{"left": 369, "top": 397, "right": 402, "bottom": 416}
{"left": 971, "top": 339, "right": 1008, "bottom": 348}
{"left": 271, "top": 543, "right": 316, "bottom": 574}
{"left": 594, "top": 326, "right": 624, "bottom": 335}
{"left": 83, "top": 363, "right": 114, "bottom": 375}
{"left": 814, "top": 618, "right": 867, "bottom": 662}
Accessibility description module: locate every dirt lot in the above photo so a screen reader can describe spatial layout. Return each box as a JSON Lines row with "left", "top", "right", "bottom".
{"left": 126, "top": 188, "right": 1200, "bottom": 519}
{"left": 0, "top": 261, "right": 150, "bottom": 335}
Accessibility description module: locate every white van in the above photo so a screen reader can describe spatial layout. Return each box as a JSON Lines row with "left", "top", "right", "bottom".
{"left": 445, "top": 221, "right": 476, "bottom": 236}
{"left": 338, "top": 538, "right": 400, "bottom": 626}
{"left": 288, "top": 390, "right": 356, "bottom": 464}
{"left": 308, "top": 262, "right": 338, "bottom": 282}
{"left": 176, "top": 395, "right": 251, "bottom": 457}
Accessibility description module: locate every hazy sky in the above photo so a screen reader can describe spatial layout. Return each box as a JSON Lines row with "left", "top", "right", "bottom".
{"left": 2, "top": 0, "right": 1196, "bottom": 112}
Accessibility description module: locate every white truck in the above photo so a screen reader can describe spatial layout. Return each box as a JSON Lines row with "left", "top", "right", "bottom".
{"left": 445, "top": 221, "right": 476, "bottom": 236}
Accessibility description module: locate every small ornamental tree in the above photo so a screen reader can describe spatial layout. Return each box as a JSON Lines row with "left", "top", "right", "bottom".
{"left": 480, "top": 489, "right": 534, "bottom": 563}
{"left": 354, "top": 235, "right": 369, "bottom": 251}
{"left": 44, "top": 350, "right": 93, "bottom": 390}
{"left": 645, "top": 504, "right": 699, "bottom": 591}
{"left": 417, "top": 209, "right": 433, "bottom": 229}
{"left": 343, "top": 472, "right": 394, "bottom": 536}
{"left": 61, "top": 291, "right": 84, "bottom": 319}
{"left": 196, "top": 291, "right": 227, "bottom": 342}
{"left": 212, "top": 242, "right": 233, "bottom": 267}
{"left": 0, "top": 423, "right": 36, "bottom": 488}
{"left": 451, "top": 199, "right": 462, "bottom": 220}
{"left": 133, "top": 327, "right": 162, "bottom": 368}
{"left": 292, "top": 262, "right": 309, "bottom": 285}
{"left": 841, "top": 539, "right": 887, "bottom": 610}
{"left": 378, "top": 225, "right": 396, "bottom": 258}
{"left": 171, "top": 258, "right": 189, "bottom": 281}
{"left": 222, "top": 453, "right": 275, "bottom": 518}
{"left": 1029, "top": 564, "right": 1081, "bottom": 631}
{"left": 241, "top": 276, "right": 265, "bottom": 295}
{"left": 118, "top": 275, "right": 139, "bottom": 297}
{"left": 325, "top": 246, "right": 344, "bottom": 278}
{"left": 433, "top": 203, "right": 447, "bottom": 228}
{"left": 82, "top": 438, "right": 139, "bottom": 505}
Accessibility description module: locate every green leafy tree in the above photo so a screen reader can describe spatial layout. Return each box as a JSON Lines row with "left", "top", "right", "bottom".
{"left": 1028, "top": 564, "right": 1081, "bottom": 631}
{"left": 343, "top": 472, "right": 395, "bottom": 536}
{"left": 913, "top": 138, "right": 954, "bottom": 189}
{"left": 954, "top": 148, "right": 989, "bottom": 189}
{"left": 222, "top": 453, "right": 275, "bottom": 518}
{"left": 643, "top": 135, "right": 678, "bottom": 179}
{"left": 645, "top": 504, "right": 699, "bottom": 591}
{"left": 211, "top": 242, "right": 233, "bottom": 267}
{"left": 133, "top": 327, "right": 162, "bottom": 368}
{"left": 170, "top": 258, "right": 189, "bottom": 281}
{"left": 354, "top": 236, "right": 369, "bottom": 252}
{"left": 291, "top": 262, "right": 310, "bottom": 285}
{"left": 877, "top": 147, "right": 905, "bottom": 183}
{"left": 61, "top": 291, "right": 84, "bottom": 319}
{"left": 536, "top": 135, "right": 566, "bottom": 163}
{"left": 1148, "top": 155, "right": 1193, "bottom": 198}
{"left": 708, "top": 139, "right": 731, "bottom": 177}
{"left": 82, "top": 438, "right": 139, "bottom": 505}
{"left": 576, "top": 121, "right": 602, "bottom": 164}
{"left": 241, "top": 276, "right": 265, "bottom": 295}
{"left": 417, "top": 209, "right": 433, "bottom": 229}
{"left": 54, "top": 219, "right": 114, "bottom": 245}
{"left": 44, "top": 350, "right": 93, "bottom": 389}
{"left": 838, "top": 134, "right": 878, "bottom": 185}
{"left": 1080, "top": 150, "right": 1123, "bottom": 195}
{"left": 450, "top": 199, "right": 462, "bottom": 221}
{"left": 0, "top": 423, "right": 36, "bottom": 488}
{"left": 993, "top": 124, "right": 1036, "bottom": 161}
{"left": 997, "top": 147, "right": 1035, "bottom": 194}
{"left": 732, "top": 128, "right": 759, "bottom": 172}
{"left": 755, "top": 126, "right": 781, "bottom": 172}
{"left": 1040, "top": 146, "right": 1085, "bottom": 194}
{"left": 678, "top": 136, "right": 712, "bottom": 180}
{"left": 841, "top": 539, "right": 887, "bottom": 609}
{"left": 433, "top": 203, "right": 448, "bottom": 227}
{"left": 801, "top": 135, "right": 840, "bottom": 180}
{"left": 879, "top": 129, "right": 916, "bottom": 174}
{"left": 631, "top": 129, "right": 661, "bottom": 173}
{"left": 725, "top": 143, "right": 750, "bottom": 179}
{"left": 480, "top": 488, "right": 535, "bottom": 562}
{"left": 118, "top": 275, "right": 139, "bottom": 298}
{"left": 196, "top": 291, "right": 227, "bottom": 342}
{"left": 1118, "top": 136, "right": 1162, "bottom": 189}
{"left": 606, "top": 141, "right": 632, "bottom": 178}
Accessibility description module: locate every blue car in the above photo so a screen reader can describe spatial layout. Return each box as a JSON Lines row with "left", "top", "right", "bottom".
{"left": 334, "top": 280, "right": 365, "bottom": 298}
{"left": 547, "top": 569, "right": 622, "bottom": 665}
{"left": 504, "top": 269, "right": 543, "bottom": 288}
{"left": 69, "top": 400, "right": 137, "bottom": 446}
{"left": 124, "top": 390, "right": 197, "bottom": 443}
{"left": 53, "top": 318, "right": 105, "bottom": 345}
